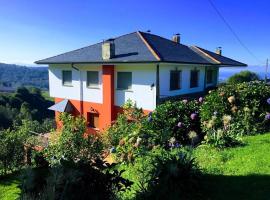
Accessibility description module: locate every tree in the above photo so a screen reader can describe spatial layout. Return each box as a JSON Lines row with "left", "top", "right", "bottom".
{"left": 227, "top": 70, "right": 260, "bottom": 84}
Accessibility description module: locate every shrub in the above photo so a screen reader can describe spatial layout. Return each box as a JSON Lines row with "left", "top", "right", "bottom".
{"left": 20, "top": 160, "right": 132, "bottom": 200}
{"left": 151, "top": 99, "right": 203, "bottom": 146}
{"left": 45, "top": 113, "right": 103, "bottom": 166}
{"left": 227, "top": 70, "right": 260, "bottom": 84}
{"left": 117, "top": 147, "right": 200, "bottom": 200}
{"left": 0, "top": 129, "right": 25, "bottom": 175}
{"left": 201, "top": 81, "right": 270, "bottom": 140}
{"left": 103, "top": 101, "right": 156, "bottom": 163}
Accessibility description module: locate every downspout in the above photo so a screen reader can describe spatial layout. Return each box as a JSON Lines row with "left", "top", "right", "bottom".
{"left": 71, "top": 63, "right": 83, "bottom": 116}
{"left": 204, "top": 66, "right": 207, "bottom": 91}
{"left": 156, "top": 64, "right": 160, "bottom": 106}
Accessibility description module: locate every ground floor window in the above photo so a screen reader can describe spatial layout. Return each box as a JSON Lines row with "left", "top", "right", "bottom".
{"left": 87, "top": 112, "right": 99, "bottom": 128}
{"left": 190, "top": 70, "right": 199, "bottom": 88}
{"left": 170, "top": 70, "right": 182, "bottom": 90}
{"left": 206, "top": 69, "right": 213, "bottom": 84}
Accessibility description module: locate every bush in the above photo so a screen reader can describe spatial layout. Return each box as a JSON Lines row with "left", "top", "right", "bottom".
{"left": 104, "top": 99, "right": 204, "bottom": 163}
{"left": 20, "top": 160, "right": 132, "bottom": 200}
{"left": 116, "top": 147, "right": 200, "bottom": 200}
{"left": 151, "top": 99, "right": 203, "bottom": 146}
{"left": 45, "top": 113, "right": 103, "bottom": 166}
{"left": 200, "top": 81, "right": 270, "bottom": 146}
{"left": 227, "top": 70, "right": 260, "bottom": 84}
{"left": 0, "top": 129, "right": 25, "bottom": 175}
{"left": 103, "top": 101, "right": 157, "bottom": 163}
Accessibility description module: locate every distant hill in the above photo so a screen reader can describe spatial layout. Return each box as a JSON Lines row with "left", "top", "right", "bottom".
{"left": 0, "top": 63, "right": 48, "bottom": 91}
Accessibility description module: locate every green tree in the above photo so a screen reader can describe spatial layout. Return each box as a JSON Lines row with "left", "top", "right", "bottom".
{"left": 227, "top": 70, "right": 260, "bottom": 84}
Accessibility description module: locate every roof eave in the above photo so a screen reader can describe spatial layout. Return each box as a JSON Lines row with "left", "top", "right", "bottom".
{"left": 35, "top": 60, "right": 247, "bottom": 66}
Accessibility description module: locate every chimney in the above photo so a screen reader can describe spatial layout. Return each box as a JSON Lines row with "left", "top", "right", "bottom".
{"left": 172, "top": 33, "right": 180, "bottom": 44}
{"left": 216, "top": 47, "right": 222, "bottom": 55}
{"left": 102, "top": 39, "right": 115, "bottom": 60}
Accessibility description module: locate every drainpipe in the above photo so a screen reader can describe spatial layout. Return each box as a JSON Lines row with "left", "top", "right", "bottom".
{"left": 71, "top": 63, "right": 83, "bottom": 116}
{"left": 204, "top": 66, "right": 207, "bottom": 92}
{"left": 156, "top": 64, "right": 160, "bottom": 106}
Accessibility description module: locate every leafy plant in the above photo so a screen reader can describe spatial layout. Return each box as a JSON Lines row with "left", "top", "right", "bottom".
{"left": 227, "top": 70, "right": 260, "bottom": 84}
{"left": 20, "top": 160, "right": 132, "bottom": 200}
{"left": 45, "top": 113, "right": 103, "bottom": 166}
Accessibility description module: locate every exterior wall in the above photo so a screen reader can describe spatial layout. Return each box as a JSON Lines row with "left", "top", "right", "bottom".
{"left": 50, "top": 63, "right": 154, "bottom": 132}
{"left": 49, "top": 63, "right": 219, "bottom": 132}
{"left": 49, "top": 64, "right": 103, "bottom": 104}
{"left": 159, "top": 63, "right": 207, "bottom": 98}
{"left": 114, "top": 64, "right": 156, "bottom": 111}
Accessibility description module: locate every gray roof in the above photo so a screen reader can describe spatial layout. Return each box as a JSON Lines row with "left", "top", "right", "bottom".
{"left": 35, "top": 31, "right": 247, "bottom": 66}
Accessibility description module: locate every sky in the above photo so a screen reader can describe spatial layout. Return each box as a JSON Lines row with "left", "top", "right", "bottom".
{"left": 0, "top": 0, "right": 269, "bottom": 66}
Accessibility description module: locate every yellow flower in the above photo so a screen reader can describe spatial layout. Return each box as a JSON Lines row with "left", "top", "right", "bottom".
{"left": 231, "top": 106, "right": 238, "bottom": 113}
{"left": 207, "top": 119, "right": 215, "bottom": 129}
{"left": 244, "top": 107, "right": 250, "bottom": 112}
{"left": 228, "top": 96, "right": 235, "bottom": 104}
{"left": 223, "top": 115, "right": 232, "bottom": 126}
{"left": 188, "top": 131, "right": 197, "bottom": 139}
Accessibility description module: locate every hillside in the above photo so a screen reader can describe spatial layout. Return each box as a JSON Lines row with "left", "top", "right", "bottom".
{"left": 0, "top": 63, "right": 48, "bottom": 91}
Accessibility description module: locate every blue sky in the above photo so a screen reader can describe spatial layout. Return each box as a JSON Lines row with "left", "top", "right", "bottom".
{"left": 0, "top": 0, "right": 269, "bottom": 66}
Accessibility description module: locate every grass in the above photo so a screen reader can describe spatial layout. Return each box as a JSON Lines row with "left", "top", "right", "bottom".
{"left": 0, "top": 173, "right": 21, "bottom": 200}
{"left": 194, "top": 133, "right": 270, "bottom": 200}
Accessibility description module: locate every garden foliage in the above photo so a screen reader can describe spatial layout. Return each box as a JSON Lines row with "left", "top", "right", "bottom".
{"left": 45, "top": 113, "right": 103, "bottom": 166}
{"left": 227, "top": 70, "right": 260, "bottom": 84}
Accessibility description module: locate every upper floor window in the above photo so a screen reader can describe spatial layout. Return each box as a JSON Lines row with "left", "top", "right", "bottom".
{"left": 206, "top": 69, "right": 213, "bottom": 84}
{"left": 170, "top": 70, "right": 181, "bottom": 90}
{"left": 87, "top": 71, "right": 99, "bottom": 88}
{"left": 190, "top": 70, "right": 199, "bottom": 88}
{"left": 117, "top": 72, "right": 132, "bottom": 90}
{"left": 62, "top": 70, "right": 72, "bottom": 86}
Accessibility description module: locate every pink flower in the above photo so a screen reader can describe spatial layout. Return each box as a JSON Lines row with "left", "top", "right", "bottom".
{"left": 190, "top": 113, "right": 197, "bottom": 120}
{"left": 177, "top": 122, "right": 183, "bottom": 128}
{"left": 198, "top": 97, "right": 203, "bottom": 103}
{"left": 182, "top": 99, "right": 188, "bottom": 104}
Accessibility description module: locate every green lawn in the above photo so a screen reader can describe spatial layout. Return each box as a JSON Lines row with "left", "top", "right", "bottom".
{"left": 194, "top": 133, "right": 270, "bottom": 200}
{"left": 0, "top": 173, "right": 20, "bottom": 200}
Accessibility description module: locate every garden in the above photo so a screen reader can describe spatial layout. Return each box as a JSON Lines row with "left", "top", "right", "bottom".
{"left": 0, "top": 75, "right": 270, "bottom": 199}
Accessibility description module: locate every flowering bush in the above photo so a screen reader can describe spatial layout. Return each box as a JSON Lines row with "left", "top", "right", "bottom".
{"left": 104, "top": 99, "right": 204, "bottom": 163}
{"left": 201, "top": 81, "right": 270, "bottom": 138}
{"left": 203, "top": 114, "right": 242, "bottom": 148}
{"left": 150, "top": 99, "right": 202, "bottom": 146}
{"left": 103, "top": 101, "right": 159, "bottom": 163}
{"left": 45, "top": 113, "right": 103, "bottom": 166}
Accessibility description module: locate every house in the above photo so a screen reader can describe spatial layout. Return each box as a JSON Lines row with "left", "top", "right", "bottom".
{"left": 35, "top": 31, "right": 246, "bottom": 133}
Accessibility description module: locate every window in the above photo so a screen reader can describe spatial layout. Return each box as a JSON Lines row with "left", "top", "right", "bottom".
{"left": 170, "top": 70, "right": 181, "bottom": 90}
{"left": 117, "top": 72, "right": 132, "bottom": 90}
{"left": 190, "top": 70, "right": 199, "bottom": 88}
{"left": 87, "top": 113, "right": 99, "bottom": 128}
{"left": 62, "top": 70, "right": 72, "bottom": 86}
{"left": 87, "top": 71, "right": 99, "bottom": 88}
{"left": 206, "top": 69, "right": 213, "bottom": 84}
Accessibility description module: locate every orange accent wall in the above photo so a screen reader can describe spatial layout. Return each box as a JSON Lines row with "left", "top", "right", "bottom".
{"left": 102, "top": 65, "right": 116, "bottom": 128}
{"left": 54, "top": 97, "right": 152, "bottom": 134}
